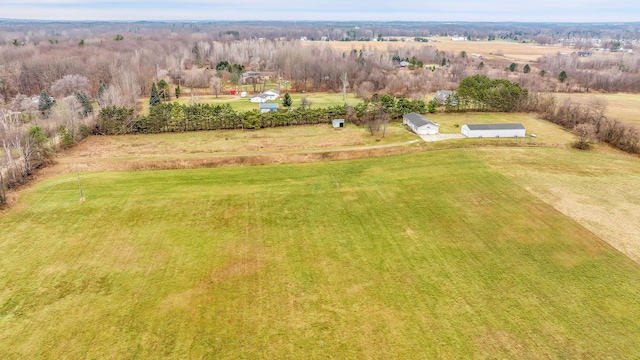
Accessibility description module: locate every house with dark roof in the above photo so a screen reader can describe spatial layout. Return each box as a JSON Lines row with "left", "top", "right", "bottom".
{"left": 403, "top": 112, "right": 439, "bottom": 135}
{"left": 461, "top": 123, "right": 525, "bottom": 138}
{"left": 434, "top": 90, "right": 456, "bottom": 105}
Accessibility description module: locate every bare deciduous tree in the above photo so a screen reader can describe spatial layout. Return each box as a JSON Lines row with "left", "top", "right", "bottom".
{"left": 572, "top": 122, "right": 597, "bottom": 149}
{"left": 210, "top": 76, "right": 222, "bottom": 98}
{"left": 51, "top": 74, "right": 89, "bottom": 97}
{"left": 340, "top": 72, "right": 349, "bottom": 100}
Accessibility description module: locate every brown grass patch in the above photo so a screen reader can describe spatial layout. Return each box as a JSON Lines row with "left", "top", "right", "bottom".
{"left": 403, "top": 226, "right": 417, "bottom": 239}
{"left": 474, "top": 328, "right": 537, "bottom": 359}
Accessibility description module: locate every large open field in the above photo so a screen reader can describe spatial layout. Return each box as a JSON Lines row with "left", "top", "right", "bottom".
{"left": 311, "top": 38, "right": 573, "bottom": 62}
{"left": 2, "top": 141, "right": 640, "bottom": 357}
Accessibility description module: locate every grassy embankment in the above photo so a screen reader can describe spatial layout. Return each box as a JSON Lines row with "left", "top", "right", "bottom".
{"left": 2, "top": 149, "right": 640, "bottom": 358}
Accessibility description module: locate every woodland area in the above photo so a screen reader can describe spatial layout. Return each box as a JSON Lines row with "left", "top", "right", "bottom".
{"left": 1, "top": 21, "right": 640, "bottom": 204}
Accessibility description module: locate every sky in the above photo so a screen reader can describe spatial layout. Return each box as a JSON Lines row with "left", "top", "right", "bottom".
{"left": 0, "top": 0, "right": 639, "bottom": 22}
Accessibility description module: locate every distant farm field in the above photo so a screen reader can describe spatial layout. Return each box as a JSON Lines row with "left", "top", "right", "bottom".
{"left": 2, "top": 150, "right": 640, "bottom": 358}
{"left": 310, "top": 39, "right": 572, "bottom": 62}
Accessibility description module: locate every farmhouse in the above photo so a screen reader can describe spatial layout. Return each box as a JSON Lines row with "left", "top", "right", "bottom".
{"left": 259, "top": 103, "right": 278, "bottom": 113}
{"left": 264, "top": 89, "right": 280, "bottom": 100}
{"left": 434, "top": 90, "right": 456, "bottom": 105}
{"left": 403, "top": 112, "right": 439, "bottom": 135}
{"left": 461, "top": 123, "right": 526, "bottom": 138}
{"left": 251, "top": 90, "right": 280, "bottom": 103}
{"left": 250, "top": 93, "right": 269, "bottom": 103}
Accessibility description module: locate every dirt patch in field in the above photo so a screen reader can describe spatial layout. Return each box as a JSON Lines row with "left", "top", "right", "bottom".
{"left": 475, "top": 328, "right": 535, "bottom": 359}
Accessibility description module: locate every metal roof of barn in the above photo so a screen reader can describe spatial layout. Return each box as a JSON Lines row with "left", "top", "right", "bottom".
{"left": 403, "top": 112, "right": 438, "bottom": 127}
{"left": 465, "top": 123, "right": 525, "bottom": 130}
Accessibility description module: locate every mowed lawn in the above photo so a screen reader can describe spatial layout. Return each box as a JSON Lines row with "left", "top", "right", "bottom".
{"left": 2, "top": 151, "right": 640, "bottom": 358}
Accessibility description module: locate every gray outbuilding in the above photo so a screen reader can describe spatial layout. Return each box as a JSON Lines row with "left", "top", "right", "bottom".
{"left": 461, "top": 123, "right": 526, "bottom": 138}
{"left": 403, "top": 112, "right": 440, "bottom": 135}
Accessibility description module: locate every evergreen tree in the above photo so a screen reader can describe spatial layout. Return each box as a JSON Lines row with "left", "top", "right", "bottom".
{"left": 523, "top": 64, "right": 531, "bottom": 74}
{"left": 157, "top": 80, "right": 170, "bottom": 101}
{"left": 558, "top": 71, "right": 568, "bottom": 83}
{"left": 38, "top": 90, "right": 54, "bottom": 116}
{"left": 149, "top": 82, "right": 160, "bottom": 107}
{"left": 380, "top": 94, "right": 396, "bottom": 112}
{"left": 75, "top": 91, "right": 92, "bottom": 117}
{"left": 175, "top": 85, "right": 181, "bottom": 99}
{"left": 509, "top": 63, "right": 518, "bottom": 72}
{"left": 282, "top": 93, "right": 292, "bottom": 107}
{"left": 97, "top": 83, "right": 107, "bottom": 99}
{"left": 427, "top": 99, "right": 438, "bottom": 113}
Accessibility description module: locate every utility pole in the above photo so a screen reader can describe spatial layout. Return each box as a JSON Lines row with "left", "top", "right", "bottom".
{"left": 76, "top": 169, "right": 84, "bottom": 203}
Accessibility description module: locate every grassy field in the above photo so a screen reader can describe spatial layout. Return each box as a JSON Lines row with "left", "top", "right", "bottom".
{"left": 2, "top": 150, "right": 640, "bottom": 358}
{"left": 553, "top": 92, "right": 640, "bottom": 126}
{"left": 139, "top": 92, "right": 363, "bottom": 115}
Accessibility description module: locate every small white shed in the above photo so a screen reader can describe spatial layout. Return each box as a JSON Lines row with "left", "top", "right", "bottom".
{"left": 461, "top": 123, "right": 526, "bottom": 138}
{"left": 332, "top": 119, "right": 345, "bottom": 128}
{"left": 403, "top": 112, "right": 439, "bottom": 135}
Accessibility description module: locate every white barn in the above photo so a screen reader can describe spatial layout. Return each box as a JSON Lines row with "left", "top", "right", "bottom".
{"left": 403, "top": 112, "right": 439, "bottom": 135}
{"left": 461, "top": 123, "right": 526, "bottom": 138}
{"left": 263, "top": 89, "right": 280, "bottom": 100}
{"left": 250, "top": 93, "right": 269, "bottom": 103}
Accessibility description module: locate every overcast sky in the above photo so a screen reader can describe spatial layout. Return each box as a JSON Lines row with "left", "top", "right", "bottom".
{"left": 1, "top": 1, "right": 638, "bottom": 22}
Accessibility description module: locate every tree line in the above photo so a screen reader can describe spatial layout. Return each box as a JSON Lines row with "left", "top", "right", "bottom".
{"left": 520, "top": 93, "right": 639, "bottom": 153}
{"left": 96, "top": 95, "right": 427, "bottom": 135}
